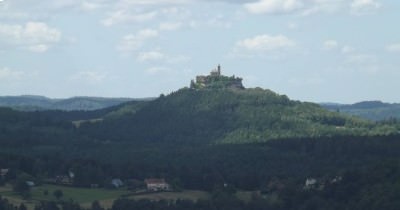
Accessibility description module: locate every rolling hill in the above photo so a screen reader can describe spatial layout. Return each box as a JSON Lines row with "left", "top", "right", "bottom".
{"left": 80, "top": 87, "right": 397, "bottom": 145}
{"left": 1, "top": 72, "right": 400, "bottom": 210}
{"left": 321, "top": 101, "right": 400, "bottom": 121}
{"left": 0, "top": 95, "right": 152, "bottom": 111}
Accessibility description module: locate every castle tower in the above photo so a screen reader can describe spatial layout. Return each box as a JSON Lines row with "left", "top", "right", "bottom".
{"left": 217, "top": 64, "right": 221, "bottom": 76}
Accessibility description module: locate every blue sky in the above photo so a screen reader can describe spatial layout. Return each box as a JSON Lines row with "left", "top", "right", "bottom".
{"left": 0, "top": 0, "right": 399, "bottom": 103}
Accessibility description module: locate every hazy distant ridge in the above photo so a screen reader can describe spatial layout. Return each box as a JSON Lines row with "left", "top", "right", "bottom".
{"left": 0, "top": 95, "right": 145, "bottom": 111}
{"left": 321, "top": 100, "right": 400, "bottom": 121}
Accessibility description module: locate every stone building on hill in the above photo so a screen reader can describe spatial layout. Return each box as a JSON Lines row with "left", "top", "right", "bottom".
{"left": 190, "top": 65, "right": 244, "bottom": 89}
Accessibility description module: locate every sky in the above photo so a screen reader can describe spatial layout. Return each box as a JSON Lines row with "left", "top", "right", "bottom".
{"left": 0, "top": 0, "right": 399, "bottom": 103}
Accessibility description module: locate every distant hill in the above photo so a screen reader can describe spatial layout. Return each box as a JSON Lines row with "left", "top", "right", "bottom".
{"left": 0, "top": 95, "right": 153, "bottom": 111}
{"left": 79, "top": 70, "right": 398, "bottom": 145}
{"left": 321, "top": 101, "right": 400, "bottom": 121}
{"left": 1, "top": 69, "right": 400, "bottom": 208}
{"left": 80, "top": 87, "right": 397, "bottom": 145}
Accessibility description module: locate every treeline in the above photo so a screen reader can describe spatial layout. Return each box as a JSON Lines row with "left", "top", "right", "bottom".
{"left": 3, "top": 158, "right": 400, "bottom": 210}
{"left": 2, "top": 134, "right": 400, "bottom": 191}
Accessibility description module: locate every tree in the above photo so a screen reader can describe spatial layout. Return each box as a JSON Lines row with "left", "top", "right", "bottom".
{"left": 18, "top": 203, "right": 27, "bottom": 210}
{"left": 91, "top": 200, "right": 103, "bottom": 210}
{"left": 12, "top": 178, "right": 31, "bottom": 200}
{"left": 53, "top": 190, "right": 63, "bottom": 200}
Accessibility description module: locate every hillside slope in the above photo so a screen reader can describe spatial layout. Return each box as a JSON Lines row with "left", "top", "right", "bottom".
{"left": 0, "top": 95, "right": 145, "bottom": 111}
{"left": 80, "top": 88, "right": 397, "bottom": 145}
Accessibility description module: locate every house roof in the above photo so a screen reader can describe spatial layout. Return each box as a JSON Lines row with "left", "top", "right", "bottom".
{"left": 111, "top": 179, "right": 123, "bottom": 185}
{"left": 144, "top": 178, "right": 167, "bottom": 185}
{"left": 26, "top": 181, "right": 35, "bottom": 187}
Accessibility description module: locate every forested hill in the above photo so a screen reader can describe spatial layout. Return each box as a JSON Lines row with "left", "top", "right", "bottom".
{"left": 0, "top": 95, "right": 150, "bottom": 111}
{"left": 321, "top": 101, "right": 400, "bottom": 121}
{"left": 80, "top": 87, "right": 398, "bottom": 145}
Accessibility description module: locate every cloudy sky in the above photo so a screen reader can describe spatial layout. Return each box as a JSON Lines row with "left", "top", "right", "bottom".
{"left": 0, "top": 0, "right": 399, "bottom": 103}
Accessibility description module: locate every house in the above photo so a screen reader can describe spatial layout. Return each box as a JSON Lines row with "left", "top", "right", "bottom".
{"left": 0, "top": 169, "right": 9, "bottom": 177}
{"left": 331, "top": 176, "right": 343, "bottom": 184}
{"left": 55, "top": 175, "right": 72, "bottom": 185}
{"left": 26, "top": 181, "right": 35, "bottom": 187}
{"left": 111, "top": 179, "right": 124, "bottom": 188}
{"left": 68, "top": 171, "right": 75, "bottom": 179}
{"left": 144, "top": 178, "right": 170, "bottom": 191}
{"left": 304, "top": 178, "right": 317, "bottom": 189}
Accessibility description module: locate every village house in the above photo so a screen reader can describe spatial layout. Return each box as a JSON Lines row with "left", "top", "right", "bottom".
{"left": 68, "top": 171, "right": 75, "bottom": 179}
{"left": 55, "top": 175, "right": 72, "bottom": 185}
{"left": 144, "top": 178, "right": 170, "bottom": 192}
{"left": 331, "top": 176, "right": 343, "bottom": 184}
{"left": 0, "top": 169, "right": 9, "bottom": 177}
{"left": 304, "top": 178, "right": 318, "bottom": 190}
{"left": 111, "top": 179, "right": 124, "bottom": 188}
{"left": 26, "top": 181, "right": 35, "bottom": 187}
{"left": 304, "top": 176, "right": 342, "bottom": 191}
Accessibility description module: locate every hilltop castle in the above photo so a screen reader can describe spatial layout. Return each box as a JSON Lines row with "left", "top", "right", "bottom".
{"left": 190, "top": 65, "right": 244, "bottom": 89}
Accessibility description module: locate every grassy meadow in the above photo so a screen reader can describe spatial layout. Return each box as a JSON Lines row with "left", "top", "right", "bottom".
{"left": 0, "top": 184, "right": 213, "bottom": 209}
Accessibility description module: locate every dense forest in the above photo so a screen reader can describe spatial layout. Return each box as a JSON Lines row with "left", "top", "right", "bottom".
{"left": 1, "top": 87, "right": 400, "bottom": 209}
{"left": 80, "top": 88, "right": 398, "bottom": 144}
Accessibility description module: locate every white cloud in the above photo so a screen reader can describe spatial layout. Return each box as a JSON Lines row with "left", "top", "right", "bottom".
{"left": 386, "top": 43, "right": 400, "bottom": 53}
{"left": 236, "top": 34, "right": 295, "bottom": 51}
{"left": 159, "top": 22, "right": 182, "bottom": 31}
{"left": 80, "top": 1, "right": 106, "bottom": 11}
{"left": 70, "top": 71, "right": 108, "bottom": 84}
{"left": 287, "top": 22, "right": 298, "bottom": 29}
{"left": 300, "top": 0, "right": 346, "bottom": 16}
{"left": 0, "top": 22, "right": 61, "bottom": 53}
{"left": 244, "top": 0, "right": 304, "bottom": 15}
{"left": 350, "top": 0, "right": 381, "bottom": 15}
{"left": 137, "top": 28, "right": 159, "bottom": 37}
{"left": 102, "top": 10, "right": 158, "bottom": 26}
{"left": 101, "top": 2, "right": 191, "bottom": 27}
{"left": 334, "top": 52, "right": 381, "bottom": 74}
{"left": 27, "top": 44, "right": 49, "bottom": 53}
{"left": 231, "top": 34, "right": 296, "bottom": 59}
{"left": 0, "top": 67, "right": 24, "bottom": 80}
{"left": 243, "top": 0, "right": 380, "bottom": 16}
{"left": 206, "top": 15, "right": 232, "bottom": 29}
{"left": 323, "top": 40, "right": 339, "bottom": 50}
{"left": 322, "top": 40, "right": 356, "bottom": 54}
{"left": 346, "top": 54, "right": 377, "bottom": 64}
{"left": 137, "top": 50, "right": 165, "bottom": 62}
{"left": 137, "top": 49, "right": 190, "bottom": 64}
{"left": 146, "top": 66, "right": 170, "bottom": 75}
{"left": 341, "top": 45, "right": 355, "bottom": 54}
{"left": 114, "top": 0, "right": 191, "bottom": 7}
{"left": 117, "top": 29, "right": 159, "bottom": 52}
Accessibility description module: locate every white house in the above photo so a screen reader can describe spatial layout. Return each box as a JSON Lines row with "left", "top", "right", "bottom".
{"left": 111, "top": 179, "right": 124, "bottom": 188}
{"left": 304, "top": 178, "right": 317, "bottom": 190}
{"left": 26, "top": 181, "right": 35, "bottom": 187}
{"left": 0, "top": 169, "right": 9, "bottom": 177}
{"left": 144, "top": 178, "right": 170, "bottom": 191}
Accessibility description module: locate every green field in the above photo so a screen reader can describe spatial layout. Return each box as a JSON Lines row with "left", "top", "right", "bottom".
{"left": 0, "top": 184, "right": 211, "bottom": 209}
{"left": 0, "top": 184, "right": 128, "bottom": 203}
